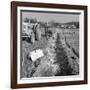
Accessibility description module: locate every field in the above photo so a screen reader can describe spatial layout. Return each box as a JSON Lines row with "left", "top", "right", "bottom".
{"left": 21, "top": 27, "right": 79, "bottom": 78}
{"left": 59, "top": 28, "right": 79, "bottom": 55}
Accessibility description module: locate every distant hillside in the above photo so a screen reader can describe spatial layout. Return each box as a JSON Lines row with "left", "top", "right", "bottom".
{"left": 23, "top": 18, "right": 79, "bottom": 29}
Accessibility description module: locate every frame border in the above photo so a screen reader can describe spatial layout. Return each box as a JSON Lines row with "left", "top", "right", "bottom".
{"left": 11, "top": 1, "right": 88, "bottom": 89}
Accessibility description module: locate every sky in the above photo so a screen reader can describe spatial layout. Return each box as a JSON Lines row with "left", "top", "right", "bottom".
{"left": 22, "top": 11, "right": 80, "bottom": 23}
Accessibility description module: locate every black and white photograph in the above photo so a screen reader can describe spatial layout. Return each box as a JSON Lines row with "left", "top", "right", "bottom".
{"left": 11, "top": 1, "right": 87, "bottom": 88}
{"left": 20, "top": 10, "right": 80, "bottom": 79}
